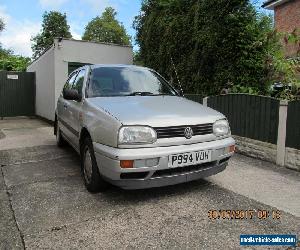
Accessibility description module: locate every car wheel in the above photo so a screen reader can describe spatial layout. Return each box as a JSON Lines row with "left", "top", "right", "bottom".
{"left": 81, "top": 136, "right": 108, "bottom": 193}
{"left": 56, "top": 120, "right": 66, "bottom": 147}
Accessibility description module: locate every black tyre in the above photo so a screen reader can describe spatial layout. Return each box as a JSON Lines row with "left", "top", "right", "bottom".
{"left": 55, "top": 120, "right": 66, "bottom": 147}
{"left": 81, "top": 136, "right": 108, "bottom": 193}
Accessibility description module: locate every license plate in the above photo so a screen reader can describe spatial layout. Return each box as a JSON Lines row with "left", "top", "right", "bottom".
{"left": 168, "top": 150, "right": 211, "bottom": 168}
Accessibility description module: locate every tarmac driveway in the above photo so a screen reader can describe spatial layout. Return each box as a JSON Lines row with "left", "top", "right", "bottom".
{"left": 0, "top": 118, "right": 299, "bottom": 249}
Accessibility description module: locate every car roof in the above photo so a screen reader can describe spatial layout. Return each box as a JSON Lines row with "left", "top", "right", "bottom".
{"left": 72, "top": 64, "right": 152, "bottom": 75}
{"left": 90, "top": 64, "right": 150, "bottom": 70}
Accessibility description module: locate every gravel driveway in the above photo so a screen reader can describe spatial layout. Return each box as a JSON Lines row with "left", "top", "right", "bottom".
{"left": 0, "top": 118, "right": 299, "bottom": 249}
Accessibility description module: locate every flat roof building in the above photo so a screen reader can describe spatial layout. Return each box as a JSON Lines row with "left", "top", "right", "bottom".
{"left": 27, "top": 38, "right": 133, "bottom": 121}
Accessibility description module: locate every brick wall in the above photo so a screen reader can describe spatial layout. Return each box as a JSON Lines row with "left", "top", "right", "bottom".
{"left": 274, "top": 0, "right": 300, "bottom": 57}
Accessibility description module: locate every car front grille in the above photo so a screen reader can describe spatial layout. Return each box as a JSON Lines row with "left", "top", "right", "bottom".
{"left": 154, "top": 123, "right": 213, "bottom": 139}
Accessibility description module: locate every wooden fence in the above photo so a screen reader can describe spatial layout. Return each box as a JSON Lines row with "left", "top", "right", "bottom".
{"left": 185, "top": 94, "right": 203, "bottom": 104}
{"left": 207, "top": 94, "right": 280, "bottom": 144}
{"left": 185, "top": 93, "right": 300, "bottom": 151}
{"left": 286, "top": 100, "right": 300, "bottom": 149}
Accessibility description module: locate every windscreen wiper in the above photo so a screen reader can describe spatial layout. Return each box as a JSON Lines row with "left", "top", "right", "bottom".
{"left": 127, "top": 92, "right": 155, "bottom": 96}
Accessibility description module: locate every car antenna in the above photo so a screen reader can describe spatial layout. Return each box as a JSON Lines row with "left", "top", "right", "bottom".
{"left": 171, "top": 56, "right": 184, "bottom": 96}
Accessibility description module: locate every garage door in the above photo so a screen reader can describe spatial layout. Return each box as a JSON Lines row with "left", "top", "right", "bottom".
{"left": 68, "top": 62, "right": 92, "bottom": 75}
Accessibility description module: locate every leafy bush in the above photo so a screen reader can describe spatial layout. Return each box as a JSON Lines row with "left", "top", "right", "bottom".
{"left": 0, "top": 48, "right": 30, "bottom": 71}
{"left": 0, "top": 56, "right": 30, "bottom": 71}
{"left": 133, "top": 0, "right": 299, "bottom": 99}
{"left": 231, "top": 85, "right": 260, "bottom": 95}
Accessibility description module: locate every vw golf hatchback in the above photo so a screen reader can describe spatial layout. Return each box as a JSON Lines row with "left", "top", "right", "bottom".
{"left": 55, "top": 65, "right": 235, "bottom": 192}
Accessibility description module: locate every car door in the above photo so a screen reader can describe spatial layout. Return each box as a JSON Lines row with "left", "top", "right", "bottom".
{"left": 58, "top": 71, "right": 79, "bottom": 142}
{"left": 65, "top": 68, "right": 87, "bottom": 148}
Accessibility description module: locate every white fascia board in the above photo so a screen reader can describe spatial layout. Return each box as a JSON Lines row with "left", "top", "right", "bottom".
{"left": 263, "top": 0, "right": 290, "bottom": 10}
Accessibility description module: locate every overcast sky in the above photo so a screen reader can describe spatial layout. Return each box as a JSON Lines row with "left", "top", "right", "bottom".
{"left": 0, "top": 0, "right": 270, "bottom": 57}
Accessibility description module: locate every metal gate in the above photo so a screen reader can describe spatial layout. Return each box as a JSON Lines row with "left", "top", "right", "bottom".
{"left": 0, "top": 71, "right": 35, "bottom": 117}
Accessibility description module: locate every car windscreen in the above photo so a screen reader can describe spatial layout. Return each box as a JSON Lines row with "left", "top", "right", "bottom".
{"left": 86, "top": 67, "right": 178, "bottom": 97}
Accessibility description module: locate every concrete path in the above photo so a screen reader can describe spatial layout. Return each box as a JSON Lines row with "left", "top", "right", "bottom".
{"left": 0, "top": 117, "right": 55, "bottom": 150}
{"left": 208, "top": 154, "right": 300, "bottom": 217}
{"left": 0, "top": 118, "right": 299, "bottom": 249}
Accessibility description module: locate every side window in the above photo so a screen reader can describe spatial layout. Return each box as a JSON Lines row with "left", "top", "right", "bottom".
{"left": 73, "top": 69, "right": 86, "bottom": 94}
{"left": 64, "top": 72, "right": 78, "bottom": 90}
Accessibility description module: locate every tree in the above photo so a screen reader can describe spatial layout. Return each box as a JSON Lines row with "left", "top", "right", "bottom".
{"left": 0, "top": 18, "right": 4, "bottom": 32}
{"left": 31, "top": 11, "right": 72, "bottom": 59}
{"left": 0, "top": 54, "right": 30, "bottom": 71}
{"left": 133, "top": 0, "right": 294, "bottom": 96}
{"left": 133, "top": 50, "right": 144, "bottom": 66}
{"left": 82, "top": 7, "right": 131, "bottom": 45}
{"left": 0, "top": 18, "right": 10, "bottom": 60}
{"left": 0, "top": 17, "right": 6, "bottom": 50}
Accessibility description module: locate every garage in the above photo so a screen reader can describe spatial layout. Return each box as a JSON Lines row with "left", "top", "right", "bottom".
{"left": 27, "top": 38, "right": 133, "bottom": 121}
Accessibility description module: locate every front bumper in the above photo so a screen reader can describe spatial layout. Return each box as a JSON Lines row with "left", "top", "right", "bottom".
{"left": 93, "top": 137, "right": 235, "bottom": 190}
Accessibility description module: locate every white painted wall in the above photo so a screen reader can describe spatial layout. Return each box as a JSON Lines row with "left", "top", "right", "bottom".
{"left": 27, "top": 38, "right": 133, "bottom": 121}
{"left": 27, "top": 47, "right": 55, "bottom": 121}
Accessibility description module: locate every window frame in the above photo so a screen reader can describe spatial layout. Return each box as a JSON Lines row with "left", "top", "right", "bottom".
{"left": 73, "top": 69, "right": 86, "bottom": 97}
{"left": 63, "top": 71, "right": 79, "bottom": 91}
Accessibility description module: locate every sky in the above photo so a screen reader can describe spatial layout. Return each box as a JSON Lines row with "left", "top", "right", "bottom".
{"left": 0, "top": 0, "right": 270, "bottom": 57}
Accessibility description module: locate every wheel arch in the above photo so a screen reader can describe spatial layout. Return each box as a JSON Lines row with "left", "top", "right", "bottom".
{"left": 79, "top": 127, "right": 91, "bottom": 150}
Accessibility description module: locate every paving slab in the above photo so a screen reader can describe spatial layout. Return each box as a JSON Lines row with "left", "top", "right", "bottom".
{"left": 0, "top": 131, "right": 4, "bottom": 140}
{"left": 3, "top": 156, "right": 81, "bottom": 188}
{"left": 0, "top": 190, "right": 23, "bottom": 250}
{"left": 10, "top": 176, "right": 116, "bottom": 235}
{"left": 0, "top": 117, "right": 55, "bottom": 151}
{"left": 209, "top": 154, "right": 300, "bottom": 217}
{"left": 0, "top": 170, "right": 5, "bottom": 191}
{"left": 22, "top": 183, "right": 299, "bottom": 249}
{"left": 0, "top": 145, "right": 75, "bottom": 166}
{"left": 0, "top": 117, "right": 50, "bottom": 130}
{"left": 0, "top": 127, "right": 55, "bottom": 150}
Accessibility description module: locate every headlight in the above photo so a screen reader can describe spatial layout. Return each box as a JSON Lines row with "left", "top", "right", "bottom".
{"left": 118, "top": 126, "right": 157, "bottom": 144}
{"left": 213, "top": 119, "right": 230, "bottom": 136}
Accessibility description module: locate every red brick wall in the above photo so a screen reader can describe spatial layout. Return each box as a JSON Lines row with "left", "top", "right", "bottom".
{"left": 274, "top": 0, "right": 300, "bottom": 57}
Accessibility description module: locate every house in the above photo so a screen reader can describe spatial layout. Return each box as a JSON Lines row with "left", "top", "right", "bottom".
{"left": 27, "top": 38, "right": 133, "bottom": 121}
{"left": 262, "top": 0, "right": 300, "bottom": 57}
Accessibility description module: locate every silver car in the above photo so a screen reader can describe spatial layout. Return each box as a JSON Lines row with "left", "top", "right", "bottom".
{"left": 55, "top": 65, "right": 235, "bottom": 192}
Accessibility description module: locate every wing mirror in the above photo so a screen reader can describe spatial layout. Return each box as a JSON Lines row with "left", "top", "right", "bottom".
{"left": 63, "top": 89, "right": 81, "bottom": 101}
